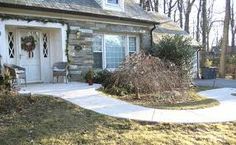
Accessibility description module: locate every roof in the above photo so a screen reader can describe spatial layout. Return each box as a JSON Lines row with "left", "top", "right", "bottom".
{"left": 153, "top": 18, "right": 201, "bottom": 47}
{"left": 0, "top": 0, "right": 199, "bottom": 46}
{"left": 0, "top": 0, "right": 163, "bottom": 24}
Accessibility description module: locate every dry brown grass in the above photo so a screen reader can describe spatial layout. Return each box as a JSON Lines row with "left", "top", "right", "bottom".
{"left": 0, "top": 95, "right": 234, "bottom": 145}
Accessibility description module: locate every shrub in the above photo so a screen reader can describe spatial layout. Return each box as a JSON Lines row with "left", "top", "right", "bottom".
{"left": 103, "top": 52, "right": 190, "bottom": 97}
{"left": 94, "top": 70, "right": 112, "bottom": 84}
{"left": 149, "top": 35, "right": 195, "bottom": 75}
{"left": 227, "top": 55, "right": 236, "bottom": 64}
{"left": 0, "top": 73, "right": 11, "bottom": 92}
{"left": 204, "top": 59, "right": 213, "bottom": 68}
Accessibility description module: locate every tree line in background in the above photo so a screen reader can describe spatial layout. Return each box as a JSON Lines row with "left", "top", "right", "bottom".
{"left": 139, "top": 0, "right": 236, "bottom": 77}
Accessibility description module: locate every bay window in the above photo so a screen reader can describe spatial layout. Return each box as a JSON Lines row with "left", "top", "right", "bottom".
{"left": 92, "top": 34, "right": 139, "bottom": 69}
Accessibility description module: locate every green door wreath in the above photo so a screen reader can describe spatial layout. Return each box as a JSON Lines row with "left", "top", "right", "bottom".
{"left": 21, "top": 36, "right": 37, "bottom": 58}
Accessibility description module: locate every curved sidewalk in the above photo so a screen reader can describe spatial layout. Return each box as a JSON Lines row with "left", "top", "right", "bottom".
{"left": 21, "top": 83, "right": 236, "bottom": 123}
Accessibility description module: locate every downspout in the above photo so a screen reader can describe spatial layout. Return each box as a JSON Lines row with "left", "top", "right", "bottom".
{"left": 150, "top": 23, "right": 157, "bottom": 48}
{"left": 150, "top": 20, "right": 171, "bottom": 48}
{"left": 196, "top": 47, "right": 202, "bottom": 79}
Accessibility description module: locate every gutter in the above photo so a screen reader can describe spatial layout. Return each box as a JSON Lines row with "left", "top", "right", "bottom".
{"left": 0, "top": 2, "right": 159, "bottom": 25}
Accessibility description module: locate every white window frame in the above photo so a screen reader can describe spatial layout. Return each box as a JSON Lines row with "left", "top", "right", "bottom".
{"left": 106, "top": 0, "right": 119, "bottom": 5}
{"left": 104, "top": 34, "right": 127, "bottom": 70}
{"left": 92, "top": 34, "right": 104, "bottom": 69}
{"left": 127, "top": 35, "right": 139, "bottom": 55}
{"left": 103, "top": 0, "right": 124, "bottom": 12}
{"left": 92, "top": 33, "right": 140, "bottom": 70}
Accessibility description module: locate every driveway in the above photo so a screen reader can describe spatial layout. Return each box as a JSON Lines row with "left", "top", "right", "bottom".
{"left": 20, "top": 82, "right": 236, "bottom": 123}
{"left": 194, "top": 78, "right": 236, "bottom": 88}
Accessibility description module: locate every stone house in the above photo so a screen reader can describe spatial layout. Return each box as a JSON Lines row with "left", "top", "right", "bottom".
{"left": 0, "top": 0, "right": 196, "bottom": 83}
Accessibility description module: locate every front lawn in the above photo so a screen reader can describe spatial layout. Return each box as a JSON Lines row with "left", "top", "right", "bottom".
{"left": 0, "top": 95, "right": 235, "bottom": 145}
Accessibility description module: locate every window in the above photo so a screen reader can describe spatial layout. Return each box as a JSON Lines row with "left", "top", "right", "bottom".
{"left": 92, "top": 34, "right": 139, "bottom": 69}
{"left": 8, "top": 32, "right": 15, "bottom": 58}
{"left": 92, "top": 34, "right": 103, "bottom": 69}
{"left": 107, "top": 0, "right": 119, "bottom": 4}
{"left": 129, "top": 37, "right": 137, "bottom": 55}
{"left": 105, "top": 35, "right": 126, "bottom": 69}
{"left": 43, "top": 33, "right": 49, "bottom": 58}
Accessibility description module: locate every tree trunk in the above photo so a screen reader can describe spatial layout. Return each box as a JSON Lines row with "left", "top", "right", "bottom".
{"left": 163, "top": 0, "right": 167, "bottom": 14}
{"left": 231, "top": 1, "right": 235, "bottom": 48}
{"left": 167, "top": 0, "right": 178, "bottom": 18}
{"left": 219, "top": 0, "right": 231, "bottom": 78}
{"left": 174, "top": 8, "right": 178, "bottom": 22}
{"left": 178, "top": 0, "right": 183, "bottom": 28}
{"left": 196, "top": 0, "right": 202, "bottom": 42}
{"left": 201, "top": 0, "right": 207, "bottom": 66}
{"left": 184, "top": 13, "right": 190, "bottom": 33}
{"left": 154, "top": 0, "right": 159, "bottom": 12}
{"left": 184, "top": 0, "right": 196, "bottom": 34}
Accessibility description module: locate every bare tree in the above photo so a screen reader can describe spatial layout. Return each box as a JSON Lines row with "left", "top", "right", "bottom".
{"left": 201, "top": 0, "right": 207, "bottom": 64}
{"left": 178, "top": 0, "right": 184, "bottom": 28}
{"left": 219, "top": 0, "right": 231, "bottom": 77}
{"left": 184, "top": 0, "right": 196, "bottom": 33}
{"left": 154, "top": 0, "right": 159, "bottom": 12}
{"left": 167, "top": 0, "right": 178, "bottom": 17}
{"left": 163, "top": 0, "right": 167, "bottom": 13}
{"left": 196, "top": 0, "right": 202, "bottom": 42}
{"left": 231, "top": 0, "right": 236, "bottom": 48}
{"left": 140, "top": 0, "right": 159, "bottom": 12}
{"left": 205, "top": 0, "right": 217, "bottom": 51}
{"left": 140, "top": 0, "right": 150, "bottom": 11}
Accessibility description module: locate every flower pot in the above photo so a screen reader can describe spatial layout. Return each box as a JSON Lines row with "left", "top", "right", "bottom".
{"left": 88, "top": 80, "right": 93, "bottom": 86}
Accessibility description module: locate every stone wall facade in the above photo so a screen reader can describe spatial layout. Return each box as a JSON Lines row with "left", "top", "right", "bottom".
{"left": 66, "top": 20, "right": 152, "bottom": 80}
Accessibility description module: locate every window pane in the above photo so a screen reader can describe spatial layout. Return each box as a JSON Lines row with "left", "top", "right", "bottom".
{"left": 92, "top": 34, "right": 102, "bottom": 52}
{"left": 43, "top": 33, "right": 49, "bottom": 58}
{"left": 93, "top": 34, "right": 103, "bottom": 69}
{"left": 105, "top": 35, "right": 125, "bottom": 68}
{"left": 107, "top": 0, "right": 118, "bottom": 4}
{"left": 129, "top": 37, "right": 136, "bottom": 52}
{"left": 8, "top": 32, "right": 15, "bottom": 58}
{"left": 93, "top": 52, "right": 103, "bottom": 69}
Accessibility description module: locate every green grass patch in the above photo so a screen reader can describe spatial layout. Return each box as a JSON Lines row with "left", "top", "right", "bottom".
{"left": 101, "top": 87, "right": 219, "bottom": 110}
{"left": 0, "top": 95, "right": 234, "bottom": 145}
{"left": 194, "top": 86, "right": 217, "bottom": 92}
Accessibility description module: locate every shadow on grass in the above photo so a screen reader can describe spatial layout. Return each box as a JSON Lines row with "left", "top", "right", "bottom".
{"left": 0, "top": 95, "right": 132, "bottom": 145}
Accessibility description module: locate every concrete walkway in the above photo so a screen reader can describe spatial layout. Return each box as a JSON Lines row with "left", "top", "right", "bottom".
{"left": 21, "top": 82, "right": 236, "bottom": 123}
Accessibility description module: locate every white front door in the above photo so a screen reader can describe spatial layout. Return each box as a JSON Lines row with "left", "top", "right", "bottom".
{"left": 19, "top": 30, "right": 41, "bottom": 83}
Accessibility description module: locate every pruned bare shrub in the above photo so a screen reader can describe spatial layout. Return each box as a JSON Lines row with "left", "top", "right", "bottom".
{"left": 103, "top": 52, "right": 191, "bottom": 97}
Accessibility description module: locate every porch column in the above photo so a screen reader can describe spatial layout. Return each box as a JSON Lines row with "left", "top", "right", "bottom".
{"left": 0, "top": 20, "right": 7, "bottom": 67}
{"left": 61, "top": 25, "right": 67, "bottom": 62}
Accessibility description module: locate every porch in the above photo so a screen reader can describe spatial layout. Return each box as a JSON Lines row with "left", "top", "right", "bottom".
{"left": 0, "top": 19, "right": 67, "bottom": 83}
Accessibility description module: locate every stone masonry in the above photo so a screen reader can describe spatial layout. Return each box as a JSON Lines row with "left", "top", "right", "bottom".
{"left": 67, "top": 20, "right": 152, "bottom": 81}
